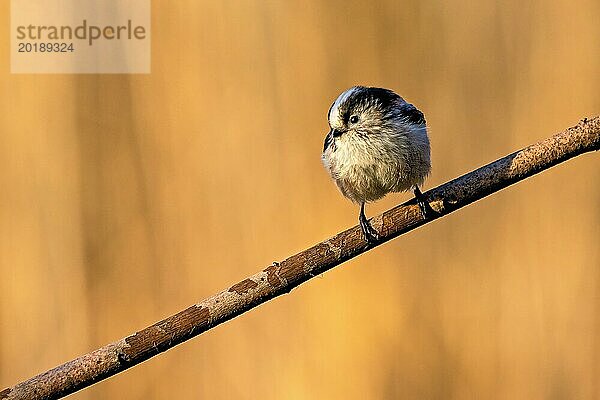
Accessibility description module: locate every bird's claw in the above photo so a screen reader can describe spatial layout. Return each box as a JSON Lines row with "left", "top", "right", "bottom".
{"left": 414, "top": 186, "right": 438, "bottom": 219}
{"left": 417, "top": 198, "right": 437, "bottom": 219}
{"left": 360, "top": 217, "right": 380, "bottom": 244}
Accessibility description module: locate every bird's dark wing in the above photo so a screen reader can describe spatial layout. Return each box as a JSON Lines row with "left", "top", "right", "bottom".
{"left": 323, "top": 131, "right": 334, "bottom": 152}
{"left": 400, "top": 102, "right": 426, "bottom": 125}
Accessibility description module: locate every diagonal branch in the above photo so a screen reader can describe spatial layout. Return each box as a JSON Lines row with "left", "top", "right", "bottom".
{"left": 2, "top": 117, "right": 599, "bottom": 400}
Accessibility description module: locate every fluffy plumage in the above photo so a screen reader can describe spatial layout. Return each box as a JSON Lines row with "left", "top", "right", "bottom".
{"left": 322, "top": 86, "right": 431, "bottom": 204}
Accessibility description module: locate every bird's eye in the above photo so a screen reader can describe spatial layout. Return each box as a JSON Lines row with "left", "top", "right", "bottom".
{"left": 349, "top": 115, "right": 359, "bottom": 124}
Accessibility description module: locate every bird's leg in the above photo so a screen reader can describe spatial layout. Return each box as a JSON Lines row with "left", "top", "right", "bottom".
{"left": 413, "top": 185, "right": 437, "bottom": 219}
{"left": 359, "top": 202, "right": 380, "bottom": 243}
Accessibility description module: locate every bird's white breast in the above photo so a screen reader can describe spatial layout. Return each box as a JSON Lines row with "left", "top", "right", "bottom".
{"left": 322, "top": 123, "right": 430, "bottom": 203}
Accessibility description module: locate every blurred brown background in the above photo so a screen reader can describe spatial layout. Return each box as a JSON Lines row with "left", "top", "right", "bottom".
{"left": 1, "top": 1, "right": 599, "bottom": 399}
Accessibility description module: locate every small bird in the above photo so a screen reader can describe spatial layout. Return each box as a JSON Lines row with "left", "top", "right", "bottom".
{"left": 322, "top": 86, "right": 433, "bottom": 243}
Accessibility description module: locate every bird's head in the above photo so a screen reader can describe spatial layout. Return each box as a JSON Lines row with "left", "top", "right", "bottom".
{"left": 326, "top": 86, "right": 400, "bottom": 138}
{"left": 326, "top": 86, "right": 425, "bottom": 141}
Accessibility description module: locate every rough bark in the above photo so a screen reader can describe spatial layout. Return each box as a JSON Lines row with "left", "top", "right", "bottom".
{"left": 2, "top": 117, "right": 599, "bottom": 400}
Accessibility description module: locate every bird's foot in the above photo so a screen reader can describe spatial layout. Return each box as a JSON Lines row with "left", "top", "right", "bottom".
{"left": 414, "top": 186, "right": 438, "bottom": 219}
{"left": 359, "top": 217, "right": 380, "bottom": 244}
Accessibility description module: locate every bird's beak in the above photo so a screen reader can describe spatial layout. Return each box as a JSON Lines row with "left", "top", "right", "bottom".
{"left": 331, "top": 128, "right": 342, "bottom": 138}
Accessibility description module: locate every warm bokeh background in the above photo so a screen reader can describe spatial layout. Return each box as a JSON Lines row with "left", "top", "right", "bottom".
{"left": 1, "top": 1, "right": 599, "bottom": 399}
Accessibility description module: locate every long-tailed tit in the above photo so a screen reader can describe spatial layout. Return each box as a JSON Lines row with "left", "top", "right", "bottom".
{"left": 322, "top": 86, "right": 433, "bottom": 243}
